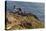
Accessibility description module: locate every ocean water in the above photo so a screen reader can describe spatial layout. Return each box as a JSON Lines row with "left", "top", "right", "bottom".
{"left": 6, "top": 1, "right": 45, "bottom": 22}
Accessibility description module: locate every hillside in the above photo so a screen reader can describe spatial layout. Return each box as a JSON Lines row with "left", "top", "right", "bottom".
{"left": 5, "top": 11, "right": 44, "bottom": 30}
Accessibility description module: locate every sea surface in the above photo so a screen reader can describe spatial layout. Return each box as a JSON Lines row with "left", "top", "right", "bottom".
{"left": 6, "top": 1, "right": 45, "bottom": 22}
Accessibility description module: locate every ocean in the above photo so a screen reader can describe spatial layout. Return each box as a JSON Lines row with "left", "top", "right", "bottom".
{"left": 6, "top": 1, "right": 45, "bottom": 22}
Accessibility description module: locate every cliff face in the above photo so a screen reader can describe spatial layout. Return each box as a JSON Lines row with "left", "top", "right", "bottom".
{"left": 5, "top": 10, "right": 44, "bottom": 30}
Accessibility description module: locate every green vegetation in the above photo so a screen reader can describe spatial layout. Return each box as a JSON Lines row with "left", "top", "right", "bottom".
{"left": 5, "top": 12, "right": 44, "bottom": 30}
